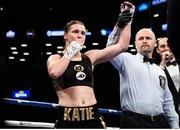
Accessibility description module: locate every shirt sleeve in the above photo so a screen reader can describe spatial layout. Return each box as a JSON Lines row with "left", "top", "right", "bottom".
{"left": 110, "top": 53, "right": 130, "bottom": 74}
{"left": 163, "top": 76, "right": 179, "bottom": 128}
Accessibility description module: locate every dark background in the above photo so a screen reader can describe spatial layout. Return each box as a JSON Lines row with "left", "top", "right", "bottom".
{"left": 0, "top": 0, "right": 179, "bottom": 127}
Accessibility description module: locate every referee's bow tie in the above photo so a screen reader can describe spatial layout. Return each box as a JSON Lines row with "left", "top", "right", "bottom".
{"left": 166, "top": 60, "right": 177, "bottom": 66}
{"left": 143, "top": 56, "right": 155, "bottom": 64}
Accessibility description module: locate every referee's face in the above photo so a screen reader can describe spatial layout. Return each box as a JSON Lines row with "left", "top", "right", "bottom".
{"left": 135, "top": 29, "right": 157, "bottom": 55}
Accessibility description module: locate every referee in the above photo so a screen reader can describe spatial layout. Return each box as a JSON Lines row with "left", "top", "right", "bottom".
{"left": 107, "top": 28, "right": 179, "bottom": 128}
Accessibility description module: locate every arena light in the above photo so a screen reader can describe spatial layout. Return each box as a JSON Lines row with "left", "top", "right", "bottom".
{"left": 162, "top": 23, "right": 167, "bottom": 31}
{"left": 6, "top": 30, "right": 16, "bottom": 38}
{"left": 8, "top": 56, "right": 15, "bottom": 60}
{"left": 0, "top": 7, "right": 3, "bottom": 11}
{"left": 45, "top": 43, "right": 52, "bottom": 46}
{"left": 130, "top": 49, "right": 137, "bottom": 52}
{"left": 46, "top": 30, "right": 91, "bottom": 37}
{"left": 153, "top": 13, "right": 159, "bottom": 18}
{"left": 57, "top": 46, "right": 64, "bottom": 49}
{"left": 46, "top": 52, "right": 52, "bottom": 55}
{"left": 10, "top": 47, "right": 17, "bottom": 50}
{"left": 92, "top": 42, "right": 99, "bottom": 46}
{"left": 85, "top": 32, "right": 92, "bottom": 36}
{"left": 26, "top": 29, "right": 35, "bottom": 38}
{"left": 46, "top": 30, "right": 64, "bottom": 37}
{"left": 137, "top": 2, "right": 149, "bottom": 12}
{"left": 23, "top": 52, "right": 29, "bottom": 56}
{"left": 19, "top": 58, "right": 26, "bottom": 62}
{"left": 152, "top": 0, "right": 167, "bottom": 6}
{"left": 12, "top": 90, "right": 31, "bottom": 99}
{"left": 129, "top": 44, "right": 134, "bottom": 48}
{"left": 100, "top": 29, "right": 112, "bottom": 36}
{"left": 57, "top": 50, "right": 63, "bottom": 54}
{"left": 12, "top": 51, "right": 18, "bottom": 54}
{"left": 21, "top": 44, "right": 28, "bottom": 47}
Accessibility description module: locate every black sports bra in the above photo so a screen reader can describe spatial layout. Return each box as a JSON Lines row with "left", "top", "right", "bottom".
{"left": 52, "top": 53, "right": 93, "bottom": 91}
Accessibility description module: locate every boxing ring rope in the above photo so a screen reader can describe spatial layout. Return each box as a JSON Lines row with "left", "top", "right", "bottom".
{"left": 3, "top": 98, "right": 60, "bottom": 109}
{"left": 5, "top": 120, "right": 55, "bottom": 128}
{"left": 3, "top": 98, "right": 122, "bottom": 128}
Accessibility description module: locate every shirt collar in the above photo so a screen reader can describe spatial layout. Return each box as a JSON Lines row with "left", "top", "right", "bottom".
{"left": 136, "top": 53, "right": 144, "bottom": 62}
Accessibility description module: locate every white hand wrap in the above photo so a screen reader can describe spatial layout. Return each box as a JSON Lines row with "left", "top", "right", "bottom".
{"left": 64, "top": 41, "right": 82, "bottom": 59}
